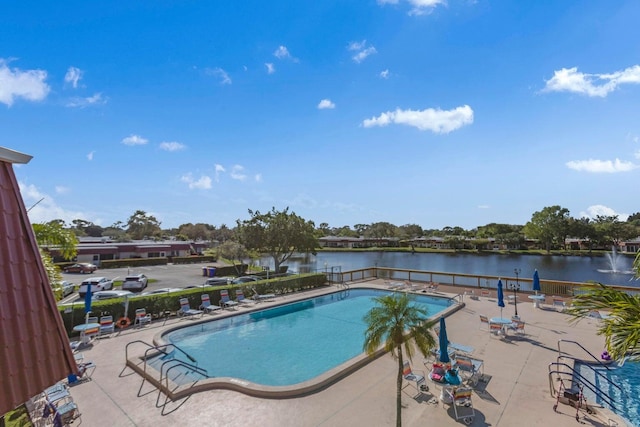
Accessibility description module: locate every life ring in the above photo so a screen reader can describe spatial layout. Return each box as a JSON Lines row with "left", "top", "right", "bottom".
{"left": 116, "top": 317, "right": 131, "bottom": 329}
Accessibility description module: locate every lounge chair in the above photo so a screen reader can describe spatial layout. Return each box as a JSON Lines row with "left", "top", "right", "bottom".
{"left": 179, "top": 298, "right": 204, "bottom": 319}
{"left": 454, "top": 355, "right": 484, "bottom": 387}
{"left": 99, "top": 315, "right": 115, "bottom": 336}
{"left": 387, "top": 281, "right": 405, "bottom": 290}
{"left": 219, "top": 289, "right": 238, "bottom": 310}
{"left": 235, "top": 289, "right": 256, "bottom": 305}
{"left": 489, "top": 322, "right": 504, "bottom": 337}
{"left": 200, "top": 294, "right": 222, "bottom": 314}
{"left": 402, "top": 361, "right": 426, "bottom": 396}
{"left": 251, "top": 287, "right": 276, "bottom": 302}
{"left": 134, "top": 308, "right": 152, "bottom": 327}
{"left": 443, "top": 387, "right": 475, "bottom": 425}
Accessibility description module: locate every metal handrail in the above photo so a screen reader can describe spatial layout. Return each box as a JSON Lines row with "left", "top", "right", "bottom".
{"left": 158, "top": 359, "right": 208, "bottom": 408}
{"left": 557, "top": 339, "right": 612, "bottom": 371}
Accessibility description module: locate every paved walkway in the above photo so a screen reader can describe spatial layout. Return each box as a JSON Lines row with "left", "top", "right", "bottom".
{"left": 59, "top": 281, "right": 627, "bottom": 427}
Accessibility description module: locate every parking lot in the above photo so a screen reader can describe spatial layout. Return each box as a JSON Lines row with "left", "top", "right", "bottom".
{"left": 58, "top": 262, "right": 224, "bottom": 303}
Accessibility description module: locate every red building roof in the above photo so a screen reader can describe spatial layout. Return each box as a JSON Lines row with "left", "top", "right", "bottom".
{"left": 0, "top": 148, "right": 78, "bottom": 414}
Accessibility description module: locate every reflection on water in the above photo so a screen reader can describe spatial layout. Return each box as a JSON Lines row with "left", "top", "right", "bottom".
{"left": 260, "top": 251, "right": 638, "bottom": 287}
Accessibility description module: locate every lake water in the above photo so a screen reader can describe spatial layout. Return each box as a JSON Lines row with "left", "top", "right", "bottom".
{"left": 261, "top": 251, "right": 638, "bottom": 287}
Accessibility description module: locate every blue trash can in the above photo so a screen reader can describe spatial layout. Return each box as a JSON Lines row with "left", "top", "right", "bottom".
{"left": 202, "top": 267, "right": 208, "bottom": 277}
{"left": 207, "top": 267, "right": 216, "bottom": 277}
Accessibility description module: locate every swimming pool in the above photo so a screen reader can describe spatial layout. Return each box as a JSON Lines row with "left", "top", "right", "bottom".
{"left": 160, "top": 288, "right": 454, "bottom": 389}
{"left": 577, "top": 360, "right": 640, "bottom": 426}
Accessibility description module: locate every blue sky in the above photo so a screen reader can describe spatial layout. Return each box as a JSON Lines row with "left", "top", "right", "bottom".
{"left": 2, "top": 0, "right": 639, "bottom": 231}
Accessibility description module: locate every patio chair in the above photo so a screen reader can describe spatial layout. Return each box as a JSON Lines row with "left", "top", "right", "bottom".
{"left": 553, "top": 298, "right": 567, "bottom": 312}
{"left": 402, "top": 361, "right": 426, "bottom": 396}
{"left": 444, "top": 387, "right": 475, "bottom": 425}
{"left": 480, "top": 290, "right": 491, "bottom": 299}
{"left": 178, "top": 298, "right": 204, "bottom": 319}
{"left": 235, "top": 289, "right": 256, "bottom": 305}
{"left": 479, "top": 315, "right": 489, "bottom": 331}
{"left": 86, "top": 316, "right": 98, "bottom": 324}
{"left": 200, "top": 294, "right": 222, "bottom": 314}
{"left": 508, "top": 320, "right": 526, "bottom": 335}
{"left": 134, "top": 308, "right": 152, "bottom": 327}
{"left": 454, "top": 355, "right": 484, "bottom": 387}
{"left": 489, "top": 322, "right": 504, "bottom": 337}
{"left": 99, "top": 315, "right": 115, "bottom": 336}
{"left": 219, "top": 289, "right": 238, "bottom": 310}
{"left": 252, "top": 287, "right": 276, "bottom": 302}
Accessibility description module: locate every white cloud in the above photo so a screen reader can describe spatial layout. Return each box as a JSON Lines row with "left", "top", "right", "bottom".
{"left": 230, "top": 165, "right": 247, "bottom": 181}
{"left": 565, "top": 158, "right": 637, "bottom": 173}
{"left": 206, "top": 67, "right": 232, "bottom": 85}
{"left": 87, "top": 151, "right": 94, "bottom": 161}
{"left": 265, "top": 63, "right": 275, "bottom": 74}
{"left": 380, "top": 69, "right": 390, "bottom": 79}
{"left": 274, "top": 45, "right": 296, "bottom": 61}
{"left": 255, "top": 173, "right": 262, "bottom": 182}
{"left": 214, "top": 164, "right": 226, "bottom": 182}
{"left": 362, "top": 105, "right": 474, "bottom": 133}
{"left": 121, "top": 134, "right": 148, "bottom": 146}
{"left": 0, "top": 59, "right": 50, "bottom": 106}
{"left": 579, "top": 205, "right": 629, "bottom": 221}
{"left": 478, "top": 205, "right": 490, "bottom": 209}
{"left": 377, "top": 0, "right": 446, "bottom": 16}
{"left": 64, "top": 66, "right": 83, "bottom": 88}
{"left": 347, "top": 40, "right": 377, "bottom": 63}
{"left": 19, "top": 181, "right": 87, "bottom": 225}
{"left": 318, "top": 99, "right": 335, "bottom": 109}
{"left": 544, "top": 65, "right": 640, "bottom": 97}
{"left": 180, "top": 173, "right": 212, "bottom": 190}
{"left": 159, "top": 141, "right": 186, "bottom": 151}
{"left": 66, "top": 92, "right": 106, "bottom": 108}
{"left": 55, "top": 186, "right": 70, "bottom": 194}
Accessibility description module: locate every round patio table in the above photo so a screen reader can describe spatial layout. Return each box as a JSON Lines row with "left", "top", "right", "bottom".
{"left": 528, "top": 294, "right": 546, "bottom": 309}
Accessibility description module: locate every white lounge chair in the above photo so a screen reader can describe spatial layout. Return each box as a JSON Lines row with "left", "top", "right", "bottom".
{"left": 235, "top": 289, "right": 256, "bottom": 305}
{"left": 402, "top": 361, "right": 426, "bottom": 397}
{"left": 251, "top": 287, "right": 276, "bottom": 302}
{"left": 134, "top": 308, "right": 152, "bottom": 327}
{"left": 200, "top": 294, "right": 222, "bottom": 313}
{"left": 99, "top": 315, "right": 115, "bottom": 336}
{"left": 219, "top": 289, "right": 238, "bottom": 310}
{"left": 179, "top": 298, "right": 204, "bottom": 318}
{"left": 444, "top": 387, "right": 475, "bottom": 425}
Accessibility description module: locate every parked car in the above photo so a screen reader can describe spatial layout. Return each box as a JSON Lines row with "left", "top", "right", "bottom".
{"left": 121, "top": 274, "right": 149, "bottom": 292}
{"left": 92, "top": 290, "right": 134, "bottom": 301}
{"left": 231, "top": 275, "right": 261, "bottom": 284}
{"left": 141, "top": 287, "right": 183, "bottom": 296}
{"left": 78, "top": 277, "right": 114, "bottom": 297}
{"left": 204, "top": 277, "right": 234, "bottom": 287}
{"left": 54, "top": 280, "right": 75, "bottom": 298}
{"left": 63, "top": 263, "right": 98, "bottom": 274}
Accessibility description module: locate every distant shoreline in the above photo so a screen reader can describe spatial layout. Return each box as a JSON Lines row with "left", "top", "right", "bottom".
{"left": 315, "top": 247, "right": 636, "bottom": 258}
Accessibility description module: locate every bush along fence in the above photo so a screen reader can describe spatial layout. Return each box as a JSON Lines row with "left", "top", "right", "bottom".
{"left": 58, "top": 273, "right": 327, "bottom": 336}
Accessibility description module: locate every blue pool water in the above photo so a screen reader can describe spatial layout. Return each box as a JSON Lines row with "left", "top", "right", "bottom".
{"left": 163, "top": 288, "right": 452, "bottom": 386}
{"left": 578, "top": 360, "right": 640, "bottom": 426}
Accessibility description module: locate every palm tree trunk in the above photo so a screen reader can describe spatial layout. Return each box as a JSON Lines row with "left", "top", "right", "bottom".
{"left": 397, "top": 347, "right": 403, "bottom": 427}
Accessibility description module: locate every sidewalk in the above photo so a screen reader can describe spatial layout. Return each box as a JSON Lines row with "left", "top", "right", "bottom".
{"left": 61, "top": 281, "right": 626, "bottom": 427}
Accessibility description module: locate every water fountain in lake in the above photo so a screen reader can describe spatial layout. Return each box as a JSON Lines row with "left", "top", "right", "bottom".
{"left": 597, "top": 246, "right": 635, "bottom": 275}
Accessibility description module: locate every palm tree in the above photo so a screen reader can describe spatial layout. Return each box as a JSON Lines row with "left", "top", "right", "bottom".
{"left": 363, "top": 293, "right": 437, "bottom": 427}
{"left": 566, "top": 284, "right": 640, "bottom": 361}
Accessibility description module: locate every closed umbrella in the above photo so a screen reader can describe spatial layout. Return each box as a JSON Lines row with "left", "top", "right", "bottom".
{"left": 497, "top": 279, "right": 505, "bottom": 318}
{"left": 84, "top": 283, "right": 92, "bottom": 323}
{"left": 533, "top": 269, "right": 541, "bottom": 295}
{"left": 438, "top": 316, "right": 450, "bottom": 364}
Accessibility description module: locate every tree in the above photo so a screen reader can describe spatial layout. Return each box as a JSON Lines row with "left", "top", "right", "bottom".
{"left": 363, "top": 293, "right": 437, "bottom": 427}
{"left": 126, "top": 210, "right": 162, "bottom": 240}
{"left": 365, "top": 222, "right": 397, "bottom": 246}
{"left": 236, "top": 207, "right": 318, "bottom": 273}
{"left": 217, "top": 241, "right": 250, "bottom": 275}
{"left": 523, "top": 205, "right": 570, "bottom": 252}
{"left": 398, "top": 224, "right": 423, "bottom": 240}
{"left": 32, "top": 221, "right": 79, "bottom": 300}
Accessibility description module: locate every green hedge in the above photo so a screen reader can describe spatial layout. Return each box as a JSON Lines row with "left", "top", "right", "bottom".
{"left": 59, "top": 273, "right": 327, "bottom": 336}
{"left": 171, "top": 255, "right": 217, "bottom": 264}
{"left": 99, "top": 257, "right": 169, "bottom": 269}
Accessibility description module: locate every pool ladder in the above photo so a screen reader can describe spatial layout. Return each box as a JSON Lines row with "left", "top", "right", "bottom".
{"left": 548, "top": 339, "right": 624, "bottom": 411}
{"left": 122, "top": 340, "right": 208, "bottom": 413}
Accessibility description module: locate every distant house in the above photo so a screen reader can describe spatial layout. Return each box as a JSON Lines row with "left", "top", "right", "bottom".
{"left": 48, "top": 236, "right": 211, "bottom": 265}
{"left": 318, "top": 236, "right": 399, "bottom": 248}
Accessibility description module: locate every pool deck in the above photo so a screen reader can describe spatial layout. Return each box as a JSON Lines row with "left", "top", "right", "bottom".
{"left": 57, "top": 280, "right": 627, "bottom": 427}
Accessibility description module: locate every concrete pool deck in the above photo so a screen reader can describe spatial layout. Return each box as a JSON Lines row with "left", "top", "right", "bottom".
{"left": 58, "top": 281, "right": 627, "bottom": 427}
